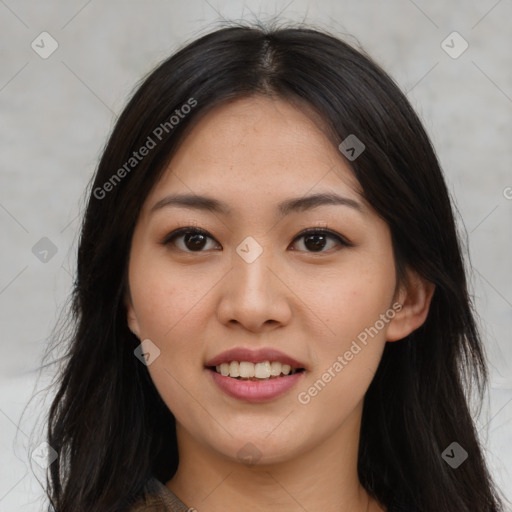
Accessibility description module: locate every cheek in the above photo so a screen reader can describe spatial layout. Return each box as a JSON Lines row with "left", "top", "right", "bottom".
{"left": 312, "top": 264, "right": 395, "bottom": 339}
{"left": 129, "top": 262, "right": 208, "bottom": 407}
{"left": 302, "top": 254, "right": 396, "bottom": 389}
{"left": 129, "top": 256, "right": 211, "bottom": 340}
{"left": 298, "top": 278, "right": 392, "bottom": 419}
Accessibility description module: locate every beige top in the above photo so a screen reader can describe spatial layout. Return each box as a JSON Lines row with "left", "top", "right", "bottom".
{"left": 129, "top": 477, "right": 191, "bottom": 511}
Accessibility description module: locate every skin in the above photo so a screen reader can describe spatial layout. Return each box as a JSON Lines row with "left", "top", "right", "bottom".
{"left": 126, "top": 95, "right": 435, "bottom": 512}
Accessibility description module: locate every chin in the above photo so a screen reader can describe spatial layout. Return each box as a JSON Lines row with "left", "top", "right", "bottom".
{"left": 214, "top": 434, "right": 303, "bottom": 467}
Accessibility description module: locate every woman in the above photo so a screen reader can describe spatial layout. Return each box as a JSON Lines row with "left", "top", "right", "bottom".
{"left": 43, "top": 22, "right": 506, "bottom": 511}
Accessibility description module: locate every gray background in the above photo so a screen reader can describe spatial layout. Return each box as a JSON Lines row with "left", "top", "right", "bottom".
{"left": 1, "top": 0, "right": 511, "bottom": 510}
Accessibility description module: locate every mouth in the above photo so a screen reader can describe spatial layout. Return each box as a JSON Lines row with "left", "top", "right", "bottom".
{"left": 204, "top": 347, "right": 307, "bottom": 402}
{"left": 207, "top": 361, "right": 306, "bottom": 381}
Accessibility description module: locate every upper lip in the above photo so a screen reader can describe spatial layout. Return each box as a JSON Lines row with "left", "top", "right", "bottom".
{"left": 205, "top": 347, "right": 307, "bottom": 370}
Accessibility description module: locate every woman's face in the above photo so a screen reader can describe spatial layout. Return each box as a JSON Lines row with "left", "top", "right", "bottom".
{"left": 126, "top": 95, "right": 424, "bottom": 466}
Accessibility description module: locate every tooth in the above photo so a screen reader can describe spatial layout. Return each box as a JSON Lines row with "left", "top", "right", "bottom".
{"left": 215, "top": 360, "right": 298, "bottom": 378}
{"left": 239, "top": 361, "right": 255, "bottom": 378}
{"left": 255, "top": 361, "right": 271, "bottom": 379}
{"left": 270, "top": 361, "right": 282, "bottom": 376}
{"left": 229, "top": 361, "right": 240, "bottom": 378}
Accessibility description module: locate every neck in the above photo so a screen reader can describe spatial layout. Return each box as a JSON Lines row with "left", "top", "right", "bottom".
{"left": 166, "top": 401, "right": 382, "bottom": 512}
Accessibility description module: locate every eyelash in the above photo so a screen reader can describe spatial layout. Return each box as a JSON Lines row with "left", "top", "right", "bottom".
{"left": 161, "top": 226, "right": 352, "bottom": 253}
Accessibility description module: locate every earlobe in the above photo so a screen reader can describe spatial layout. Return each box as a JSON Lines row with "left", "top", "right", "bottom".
{"left": 386, "top": 270, "right": 435, "bottom": 342}
{"left": 125, "top": 292, "right": 141, "bottom": 339}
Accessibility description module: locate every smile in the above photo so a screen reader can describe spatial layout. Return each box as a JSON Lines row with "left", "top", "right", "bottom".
{"left": 206, "top": 365, "right": 306, "bottom": 403}
{"left": 211, "top": 360, "right": 305, "bottom": 380}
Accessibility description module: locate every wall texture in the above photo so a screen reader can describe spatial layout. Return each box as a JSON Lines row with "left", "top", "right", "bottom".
{"left": 0, "top": 0, "right": 511, "bottom": 509}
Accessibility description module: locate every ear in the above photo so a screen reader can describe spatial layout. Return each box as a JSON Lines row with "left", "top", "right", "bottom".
{"left": 386, "top": 270, "right": 435, "bottom": 342}
{"left": 125, "top": 289, "right": 141, "bottom": 339}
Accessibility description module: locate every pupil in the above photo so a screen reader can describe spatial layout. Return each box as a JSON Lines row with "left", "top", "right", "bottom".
{"left": 305, "top": 234, "right": 326, "bottom": 252}
{"left": 183, "top": 233, "right": 327, "bottom": 251}
{"left": 185, "top": 233, "right": 206, "bottom": 250}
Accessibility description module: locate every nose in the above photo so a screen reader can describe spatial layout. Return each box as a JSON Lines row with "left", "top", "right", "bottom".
{"left": 216, "top": 241, "right": 293, "bottom": 333}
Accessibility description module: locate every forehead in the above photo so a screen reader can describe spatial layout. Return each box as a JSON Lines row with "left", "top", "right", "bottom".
{"left": 144, "top": 95, "right": 364, "bottom": 211}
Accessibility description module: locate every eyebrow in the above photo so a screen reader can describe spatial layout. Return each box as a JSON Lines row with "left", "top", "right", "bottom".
{"left": 150, "top": 192, "right": 363, "bottom": 217}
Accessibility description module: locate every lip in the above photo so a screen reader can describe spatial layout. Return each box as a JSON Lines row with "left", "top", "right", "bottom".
{"left": 204, "top": 347, "right": 307, "bottom": 369}
{"left": 207, "top": 368, "right": 306, "bottom": 403}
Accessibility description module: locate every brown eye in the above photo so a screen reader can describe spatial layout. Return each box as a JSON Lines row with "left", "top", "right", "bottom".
{"left": 163, "top": 228, "right": 219, "bottom": 252}
{"left": 163, "top": 227, "right": 350, "bottom": 254}
{"left": 290, "top": 229, "right": 350, "bottom": 253}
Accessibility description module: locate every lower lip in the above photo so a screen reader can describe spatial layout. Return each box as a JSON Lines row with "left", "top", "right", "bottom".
{"left": 207, "top": 368, "right": 305, "bottom": 403}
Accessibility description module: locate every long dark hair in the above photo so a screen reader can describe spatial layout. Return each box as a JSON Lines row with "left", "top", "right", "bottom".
{"left": 41, "top": 22, "right": 505, "bottom": 511}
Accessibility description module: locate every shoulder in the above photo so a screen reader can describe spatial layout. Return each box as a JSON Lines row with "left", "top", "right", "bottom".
{"left": 128, "top": 477, "right": 191, "bottom": 512}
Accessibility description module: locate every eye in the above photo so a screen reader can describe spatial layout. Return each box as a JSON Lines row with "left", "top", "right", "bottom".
{"left": 162, "top": 227, "right": 351, "bottom": 253}
{"left": 162, "top": 227, "right": 220, "bottom": 252}
{"left": 289, "top": 228, "right": 351, "bottom": 253}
